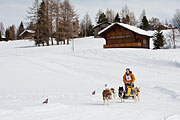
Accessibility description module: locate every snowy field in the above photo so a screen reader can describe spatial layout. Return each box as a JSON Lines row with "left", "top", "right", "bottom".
{"left": 0, "top": 37, "right": 180, "bottom": 120}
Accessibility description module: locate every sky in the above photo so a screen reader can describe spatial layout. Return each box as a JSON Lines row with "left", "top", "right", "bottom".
{"left": 0, "top": 0, "right": 180, "bottom": 29}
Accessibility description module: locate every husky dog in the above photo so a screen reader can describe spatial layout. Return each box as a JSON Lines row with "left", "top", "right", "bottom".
{"left": 118, "top": 86, "right": 125, "bottom": 102}
{"left": 110, "top": 88, "right": 117, "bottom": 100}
{"left": 102, "top": 88, "right": 112, "bottom": 105}
{"left": 133, "top": 87, "right": 140, "bottom": 102}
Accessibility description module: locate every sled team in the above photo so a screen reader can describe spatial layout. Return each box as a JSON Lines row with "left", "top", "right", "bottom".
{"left": 42, "top": 68, "right": 140, "bottom": 105}
{"left": 102, "top": 68, "right": 141, "bottom": 105}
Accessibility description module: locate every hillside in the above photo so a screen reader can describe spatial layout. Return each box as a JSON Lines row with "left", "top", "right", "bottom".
{"left": 0, "top": 37, "right": 180, "bottom": 120}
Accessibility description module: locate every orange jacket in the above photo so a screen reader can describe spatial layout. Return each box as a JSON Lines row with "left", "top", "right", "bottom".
{"left": 123, "top": 73, "right": 135, "bottom": 83}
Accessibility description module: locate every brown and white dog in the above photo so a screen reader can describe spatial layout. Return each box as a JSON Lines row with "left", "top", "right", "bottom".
{"left": 110, "top": 88, "right": 117, "bottom": 100}
{"left": 102, "top": 88, "right": 112, "bottom": 105}
{"left": 102, "top": 88, "right": 116, "bottom": 105}
{"left": 133, "top": 87, "right": 141, "bottom": 102}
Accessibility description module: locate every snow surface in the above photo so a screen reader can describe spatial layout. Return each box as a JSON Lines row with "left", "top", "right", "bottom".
{"left": 0, "top": 37, "right": 180, "bottom": 120}
{"left": 98, "top": 23, "right": 151, "bottom": 37}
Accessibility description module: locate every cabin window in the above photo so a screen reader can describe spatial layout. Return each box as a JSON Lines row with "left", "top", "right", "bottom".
{"left": 143, "top": 40, "right": 147, "bottom": 44}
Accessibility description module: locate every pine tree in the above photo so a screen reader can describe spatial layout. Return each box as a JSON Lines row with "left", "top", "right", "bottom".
{"left": 17, "top": 21, "right": 25, "bottom": 40}
{"left": 153, "top": 28, "right": 166, "bottom": 49}
{"left": 114, "top": 13, "right": 120, "bottom": 22}
{"left": 5, "top": 28, "right": 10, "bottom": 41}
{"left": 140, "top": 16, "right": 149, "bottom": 30}
{"left": 97, "top": 13, "right": 108, "bottom": 24}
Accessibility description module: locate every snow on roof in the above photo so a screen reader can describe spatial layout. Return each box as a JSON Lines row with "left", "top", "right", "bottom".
{"left": 93, "top": 22, "right": 111, "bottom": 28}
{"left": 1, "top": 35, "right": 5, "bottom": 38}
{"left": 19, "top": 30, "right": 35, "bottom": 37}
{"left": 98, "top": 22, "right": 152, "bottom": 37}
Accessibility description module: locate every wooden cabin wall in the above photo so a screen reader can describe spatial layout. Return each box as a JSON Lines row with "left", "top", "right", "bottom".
{"left": 102, "top": 25, "right": 150, "bottom": 49}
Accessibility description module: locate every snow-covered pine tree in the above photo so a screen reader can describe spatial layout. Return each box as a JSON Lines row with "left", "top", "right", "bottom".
{"left": 153, "top": 28, "right": 166, "bottom": 49}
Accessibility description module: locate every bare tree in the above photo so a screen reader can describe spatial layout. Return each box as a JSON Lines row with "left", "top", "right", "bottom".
{"left": 149, "top": 17, "right": 162, "bottom": 30}
{"left": 173, "top": 9, "right": 180, "bottom": 27}
{"left": 54, "top": 0, "right": 65, "bottom": 45}
{"left": 84, "top": 13, "right": 92, "bottom": 37}
{"left": 27, "top": 0, "right": 40, "bottom": 45}
{"left": 49, "top": 0, "right": 56, "bottom": 45}
{"left": 105, "top": 9, "right": 115, "bottom": 23}
{"left": 0, "top": 22, "right": 5, "bottom": 36}
{"left": 120, "top": 5, "right": 137, "bottom": 26}
{"left": 60, "top": 0, "right": 77, "bottom": 44}
{"left": 167, "top": 28, "right": 178, "bottom": 49}
{"left": 73, "top": 17, "right": 79, "bottom": 38}
{"left": 129, "top": 12, "right": 137, "bottom": 26}
{"left": 120, "top": 4, "right": 130, "bottom": 19}
{"left": 9, "top": 25, "right": 16, "bottom": 40}
{"left": 80, "top": 19, "right": 85, "bottom": 37}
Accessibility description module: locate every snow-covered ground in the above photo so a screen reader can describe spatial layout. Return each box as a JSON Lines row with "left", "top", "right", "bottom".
{"left": 0, "top": 37, "right": 180, "bottom": 120}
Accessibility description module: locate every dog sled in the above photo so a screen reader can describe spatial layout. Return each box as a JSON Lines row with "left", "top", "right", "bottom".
{"left": 123, "top": 82, "right": 134, "bottom": 99}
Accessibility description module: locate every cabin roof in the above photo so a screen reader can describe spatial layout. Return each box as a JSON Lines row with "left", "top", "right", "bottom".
{"left": 98, "top": 23, "right": 152, "bottom": 37}
{"left": 93, "top": 22, "right": 111, "bottom": 28}
{"left": 19, "top": 30, "right": 35, "bottom": 37}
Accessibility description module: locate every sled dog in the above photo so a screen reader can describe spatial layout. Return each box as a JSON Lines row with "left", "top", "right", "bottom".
{"left": 102, "top": 88, "right": 112, "bottom": 105}
{"left": 118, "top": 86, "right": 125, "bottom": 102}
{"left": 133, "top": 87, "right": 140, "bottom": 102}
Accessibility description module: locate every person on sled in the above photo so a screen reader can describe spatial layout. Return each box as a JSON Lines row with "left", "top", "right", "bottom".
{"left": 123, "top": 68, "right": 135, "bottom": 96}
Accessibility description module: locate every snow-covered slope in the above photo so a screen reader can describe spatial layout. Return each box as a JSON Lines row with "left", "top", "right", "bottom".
{"left": 0, "top": 37, "right": 180, "bottom": 120}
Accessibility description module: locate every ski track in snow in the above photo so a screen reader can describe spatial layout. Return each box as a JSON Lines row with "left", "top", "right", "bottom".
{"left": 0, "top": 37, "right": 180, "bottom": 120}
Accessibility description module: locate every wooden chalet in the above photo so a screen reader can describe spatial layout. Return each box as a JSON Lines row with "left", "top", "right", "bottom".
{"left": 94, "top": 22, "right": 111, "bottom": 38}
{"left": 98, "top": 23, "right": 151, "bottom": 49}
{"left": 19, "top": 30, "right": 35, "bottom": 39}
